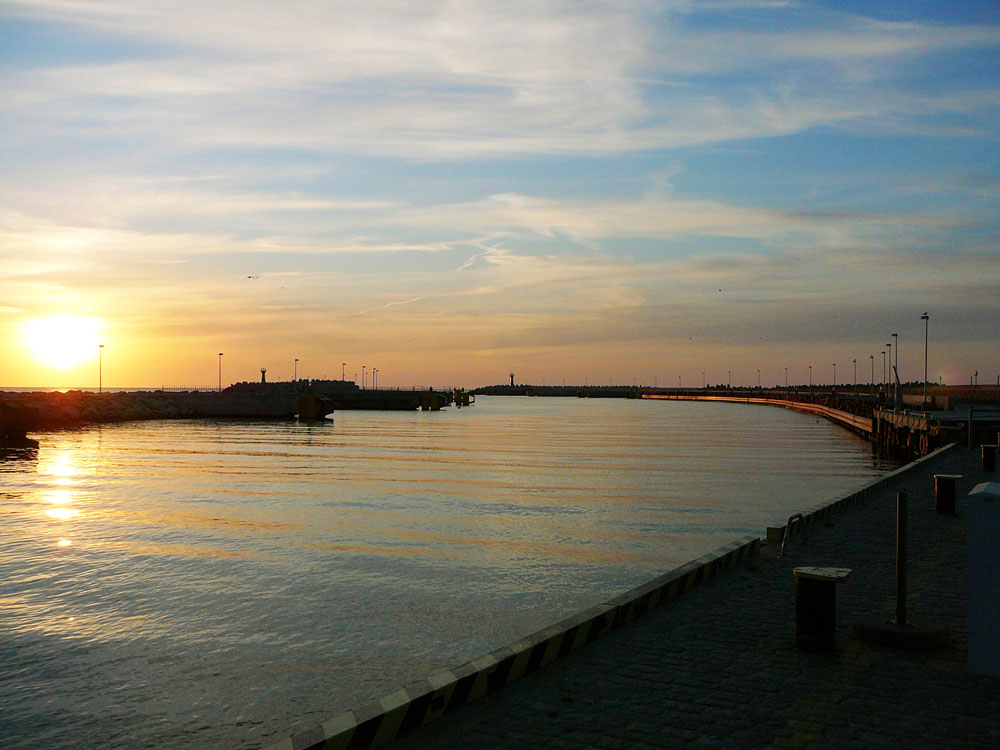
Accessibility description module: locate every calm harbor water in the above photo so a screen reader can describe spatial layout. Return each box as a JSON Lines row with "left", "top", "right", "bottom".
{"left": 2, "top": 396, "right": 891, "bottom": 749}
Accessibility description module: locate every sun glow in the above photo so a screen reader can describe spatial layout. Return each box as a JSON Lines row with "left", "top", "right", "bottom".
{"left": 23, "top": 314, "right": 103, "bottom": 369}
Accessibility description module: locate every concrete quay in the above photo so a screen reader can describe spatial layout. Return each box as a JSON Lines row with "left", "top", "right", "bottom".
{"left": 387, "top": 446, "right": 999, "bottom": 750}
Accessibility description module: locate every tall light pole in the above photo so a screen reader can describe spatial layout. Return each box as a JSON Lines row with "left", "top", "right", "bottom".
{"left": 832, "top": 363, "right": 836, "bottom": 389}
{"left": 852, "top": 358, "right": 857, "bottom": 394}
{"left": 886, "top": 342, "right": 892, "bottom": 404}
{"left": 881, "top": 350, "right": 886, "bottom": 387}
{"left": 870, "top": 354, "right": 874, "bottom": 393}
{"left": 374, "top": 368, "right": 378, "bottom": 389}
{"left": 342, "top": 362, "right": 346, "bottom": 381}
{"left": 728, "top": 369, "right": 731, "bottom": 388}
{"left": 892, "top": 332, "right": 898, "bottom": 380}
{"left": 809, "top": 365, "right": 812, "bottom": 390}
{"left": 921, "top": 312, "right": 929, "bottom": 407}
{"left": 294, "top": 358, "right": 298, "bottom": 382}
{"left": 784, "top": 367, "right": 788, "bottom": 389}
{"left": 702, "top": 371, "right": 705, "bottom": 389}
{"left": 218, "top": 352, "right": 223, "bottom": 392}
{"left": 362, "top": 365, "right": 366, "bottom": 389}
{"left": 99, "top": 344, "right": 104, "bottom": 393}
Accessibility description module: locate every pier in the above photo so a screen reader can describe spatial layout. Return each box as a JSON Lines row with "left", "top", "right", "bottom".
{"left": 642, "top": 388, "right": 1000, "bottom": 460}
{"left": 381, "top": 445, "right": 998, "bottom": 750}
{"left": 266, "top": 444, "right": 999, "bottom": 750}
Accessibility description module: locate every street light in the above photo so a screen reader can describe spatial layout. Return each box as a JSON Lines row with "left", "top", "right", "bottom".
{"left": 294, "top": 358, "right": 298, "bottom": 382}
{"left": 218, "top": 353, "right": 223, "bottom": 392}
{"left": 342, "top": 362, "right": 346, "bottom": 381}
{"left": 809, "top": 365, "right": 812, "bottom": 390}
{"left": 362, "top": 365, "right": 366, "bottom": 389}
{"left": 373, "top": 368, "right": 378, "bottom": 389}
{"left": 886, "top": 342, "right": 892, "bottom": 404}
{"left": 869, "top": 354, "right": 874, "bottom": 393}
{"left": 784, "top": 367, "right": 788, "bottom": 389}
{"left": 881, "top": 350, "right": 886, "bottom": 387}
{"left": 99, "top": 344, "right": 104, "bottom": 393}
{"left": 921, "top": 312, "right": 929, "bottom": 407}
{"left": 892, "top": 332, "right": 898, "bottom": 379}
{"left": 832, "top": 363, "right": 836, "bottom": 389}
{"left": 852, "top": 358, "right": 857, "bottom": 393}
{"left": 702, "top": 371, "right": 705, "bottom": 389}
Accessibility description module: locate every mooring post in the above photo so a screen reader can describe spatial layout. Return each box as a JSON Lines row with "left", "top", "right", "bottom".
{"left": 896, "top": 491, "right": 908, "bottom": 626}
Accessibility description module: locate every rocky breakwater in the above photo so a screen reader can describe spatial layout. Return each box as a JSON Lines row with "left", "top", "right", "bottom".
{"left": 0, "top": 389, "right": 328, "bottom": 444}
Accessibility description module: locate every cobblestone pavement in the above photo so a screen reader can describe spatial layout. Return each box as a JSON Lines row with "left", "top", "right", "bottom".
{"left": 389, "top": 447, "right": 999, "bottom": 750}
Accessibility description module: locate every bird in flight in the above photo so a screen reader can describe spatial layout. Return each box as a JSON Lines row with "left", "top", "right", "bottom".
{"left": 247, "top": 275, "right": 260, "bottom": 279}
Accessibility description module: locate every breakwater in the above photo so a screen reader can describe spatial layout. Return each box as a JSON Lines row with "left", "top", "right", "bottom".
{"left": 642, "top": 391, "right": 1000, "bottom": 459}
{"left": 642, "top": 393, "right": 873, "bottom": 438}
{"left": 0, "top": 383, "right": 458, "bottom": 446}
{"left": 0, "top": 389, "right": 320, "bottom": 438}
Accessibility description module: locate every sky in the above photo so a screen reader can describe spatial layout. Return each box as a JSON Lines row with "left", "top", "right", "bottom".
{"left": 1, "top": 1, "right": 998, "bottom": 389}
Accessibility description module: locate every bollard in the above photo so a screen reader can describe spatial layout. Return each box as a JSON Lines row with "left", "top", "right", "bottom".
{"left": 982, "top": 445, "right": 998, "bottom": 472}
{"left": 793, "top": 566, "right": 852, "bottom": 652}
{"left": 934, "top": 475, "right": 961, "bottom": 515}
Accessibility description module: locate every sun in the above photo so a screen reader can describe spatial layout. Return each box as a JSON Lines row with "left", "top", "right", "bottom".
{"left": 23, "top": 314, "right": 103, "bottom": 369}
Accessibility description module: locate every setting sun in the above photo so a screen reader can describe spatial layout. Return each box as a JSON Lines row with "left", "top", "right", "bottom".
{"left": 23, "top": 314, "right": 103, "bottom": 370}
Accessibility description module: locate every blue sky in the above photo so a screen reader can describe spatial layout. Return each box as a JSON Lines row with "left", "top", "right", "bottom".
{"left": 1, "top": 1, "right": 998, "bottom": 388}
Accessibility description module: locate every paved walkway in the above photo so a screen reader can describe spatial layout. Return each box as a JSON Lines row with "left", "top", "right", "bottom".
{"left": 388, "top": 447, "right": 999, "bottom": 750}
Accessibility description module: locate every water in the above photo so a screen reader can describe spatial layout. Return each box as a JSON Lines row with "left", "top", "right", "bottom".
{"left": 1, "top": 396, "right": 890, "bottom": 749}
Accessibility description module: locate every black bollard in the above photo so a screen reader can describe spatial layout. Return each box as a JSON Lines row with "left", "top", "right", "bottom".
{"left": 934, "top": 475, "right": 959, "bottom": 515}
{"left": 982, "top": 445, "right": 997, "bottom": 472}
{"left": 895, "top": 491, "right": 907, "bottom": 626}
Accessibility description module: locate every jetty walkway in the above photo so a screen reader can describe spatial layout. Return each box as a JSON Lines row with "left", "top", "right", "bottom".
{"left": 382, "top": 445, "right": 998, "bottom": 750}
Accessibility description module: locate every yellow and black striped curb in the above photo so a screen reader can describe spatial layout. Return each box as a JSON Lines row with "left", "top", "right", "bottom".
{"left": 265, "top": 535, "right": 760, "bottom": 750}
{"left": 266, "top": 444, "right": 955, "bottom": 750}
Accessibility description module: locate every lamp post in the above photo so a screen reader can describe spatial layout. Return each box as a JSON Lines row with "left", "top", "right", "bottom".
{"left": 374, "top": 368, "right": 378, "bottom": 389}
{"left": 342, "top": 362, "right": 346, "bottom": 381}
{"left": 832, "top": 363, "right": 836, "bottom": 389}
{"left": 882, "top": 350, "right": 886, "bottom": 387}
{"left": 362, "top": 365, "right": 366, "bottom": 389}
{"left": 784, "top": 367, "right": 788, "bottom": 389}
{"left": 853, "top": 358, "right": 857, "bottom": 394}
{"left": 99, "top": 344, "right": 104, "bottom": 393}
{"left": 892, "top": 332, "right": 899, "bottom": 406}
{"left": 702, "top": 371, "right": 705, "bottom": 389}
{"left": 921, "top": 312, "right": 929, "bottom": 407}
{"left": 886, "top": 342, "right": 892, "bottom": 405}
{"left": 892, "top": 332, "right": 898, "bottom": 380}
{"left": 870, "top": 354, "right": 874, "bottom": 394}
{"left": 294, "top": 358, "right": 298, "bottom": 382}
{"left": 218, "top": 352, "right": 223, "bottom": 392}
{"left": 809, "top": 365, "right": 812, "bottom": 390}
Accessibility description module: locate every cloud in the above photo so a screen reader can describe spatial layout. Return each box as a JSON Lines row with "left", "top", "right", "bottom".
{"left": 4, "top": 1, "right": 997, "bottom": 161}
